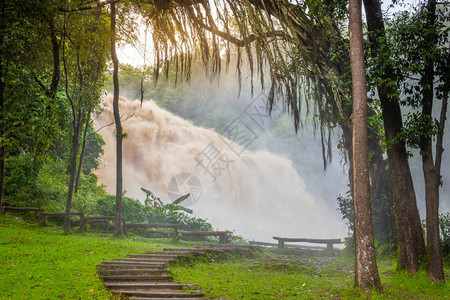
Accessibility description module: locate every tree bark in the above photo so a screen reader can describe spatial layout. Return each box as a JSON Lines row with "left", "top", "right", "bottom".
{"left": 0, "top": 56, "right": 4, "bottom": 212}
{"left": 47, "top": 19, "right": 61, "bottom": 101}
{"left": 363, "top": 0, "right": 426, "bottom": 272}
{"left": 349, "top": 0, "right": 382, "bottom": 291}
{"left": 74, "top": 105, "right": 92, "bottom": 194}
{"left": 420, "top": 0, "right": 444, "bottom": 283}
{"left": 111, "top": 1, "right": 123, "bottom": 235}
{"left": 64, "top": 110, "right": 83, "bottom": 232}
{"left": 0, "top": 4, "right": 5, "bottom": 210}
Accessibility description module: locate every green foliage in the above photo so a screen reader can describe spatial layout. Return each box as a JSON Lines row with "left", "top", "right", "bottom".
{"left": 337, "top": 191, "right": 354, "bottom": 233}
{"left": 4, "top": 153, "right": 109, "bottom": 215}
{"left": 3, "top": 155, "right": 44, "bottom": 208}
{"left": 381, "top": 6, "right": 449, "bottom": 149}
{"left": 34, "top": 158, "right": 68, "bottom": 212}
{"left": 337, "top": 189, "right": 397, "bottom": 253}
{"left": 439, "top": 212, "right": 450, "bottom": 257}
{"left": 94, "top": 190, "right": 212, "bottom": 232}
{"left": 81, "top": 127, "right": 105, "bottom": 175}
{"left": 95, "top": 195, "right": 149, "bottom": 223}
{"left": 386, "top": 7, "right": 449, "bottom": 105}
{"left": 394, "top": 112, "right": 440, "bottom": 151}
{"left": 142, "top": 187, "right": 193, "bottom": 214}
{"left": 1, "top": 66, "right": 60, "bottom": 156}
{"left": 103, "top": 64, "right": 154, "bottom": 101}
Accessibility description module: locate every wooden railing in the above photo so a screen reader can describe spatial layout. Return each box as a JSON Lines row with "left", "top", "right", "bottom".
{"left": 123, "top": 223, "right": 179, "bottom": 238}
{"left": 181, "top": 231, "right": 231, "bottom": 244}
{"left": 40, "top": 212, "right": 86, "bottom": 231}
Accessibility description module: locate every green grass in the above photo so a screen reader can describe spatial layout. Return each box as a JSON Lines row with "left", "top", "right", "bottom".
{"left": 1, "top": 214, "right": 449, "bottom": 299}
{"left": 0, "top": 214, "right": 182, "bottom": 299}
{"left": 169, "top": 248, "right": 450, "bottom": 299}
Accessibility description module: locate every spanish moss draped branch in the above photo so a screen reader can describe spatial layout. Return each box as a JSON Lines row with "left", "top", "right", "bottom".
{"left": 133, "top": 0, "right": 352, "bottom": 167}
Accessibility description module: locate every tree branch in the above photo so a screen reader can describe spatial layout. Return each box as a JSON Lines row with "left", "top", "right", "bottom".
{"left": 186, "top": 5, "right": 286, "bottom": 47}
{"left": 58, "top": 0, "right": 120, "bottom": 13}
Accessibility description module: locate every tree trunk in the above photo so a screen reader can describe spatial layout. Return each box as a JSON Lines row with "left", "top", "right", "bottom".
{"left": 74, "top": 105, "right": 92, "bottom": 194}
{"left": 363, "top": 0, "right": 426, "bottom": 272}
{"left": 64, "top": 110, "right": 83, "bottom": 232}
{"left": 422, "top": 145, "right": 444, "bottom": 282}
{"left": 111, "top": 2, "right": 123, "bottom": 235}
{"left": 420, "top": 0, "right": 444, "bottom": 283}
{"left": 0, "top": 1, "right": 6, "bottom": 211}
{"left": 0, "top": 145, "right": 4, "bottom": 212}
{"left": 47, "top": 19, "right": 61, "bottom": 101}
{"left": 349, "top": 0, "right": 382, "bottom": 291}
{"left": 0, "top": 28, "right": 4, "bottom": 210}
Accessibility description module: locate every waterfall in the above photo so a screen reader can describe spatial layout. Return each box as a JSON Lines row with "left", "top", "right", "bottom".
{"left": 94, "top": 94, "right": 347, "bottom": 241}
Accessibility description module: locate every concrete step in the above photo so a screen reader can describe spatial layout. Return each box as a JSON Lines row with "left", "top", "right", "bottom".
{"left": 161, "top": 248, "right": 205, "bottom": 252}
{"left": 101, "top": 275, "right": 173, "bottom": 282}
{"left": 128, "top": 254, "right": 180, "bottom": 259}
{"left": 97, "top": 264, "right": 165, "bottom": 270}
{"left": 128, "top": 296, "right": 209, "bottom": 300}
{"left": 100, "top": 261, "right": 166, "bottom": 266}
{"left": 151, "top": 250, "right": 206, "bottom": 256}
{"left": 116, "top": 257, "right": 177, "bottom": 263}
{"left": 104, "top": 282, "right": 196, "bottom": 290}
{"left": 98, "top": 269, "right": 168, "bottom": 276}
{"left": 112, "top": 290, "right": 204, "bottom": 298}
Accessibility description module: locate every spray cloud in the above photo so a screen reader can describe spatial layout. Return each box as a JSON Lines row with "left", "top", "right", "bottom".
{"left": 95, "top": 94, "right": 348, "bottom": 241}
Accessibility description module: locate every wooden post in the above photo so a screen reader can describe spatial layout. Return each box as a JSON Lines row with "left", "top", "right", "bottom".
{"left": 173, "top": 225, "right": 179, "bottom": 239}
{"left": 327, "top": 243, "right": 333, "bottom": 251}
{"left": 40, "top": 213, "right": 46, "bottom": 226}
{"left": 79, "top": 213, "right": 86, "bottom": 231}
{"left": 123, "top": 220, "right": 127, "bottom": 235}
{"left": 278, "top": 239, "right": 285, "bottom": 248}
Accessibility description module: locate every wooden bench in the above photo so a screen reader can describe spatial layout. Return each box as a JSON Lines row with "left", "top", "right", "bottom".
{"left": 181, "top": 231, "right": 231, "bottom": 244}
{"left": 40, "top": 212, "right": 86, "bottom": 231}
{"left": 273, "top": 237, "right": 342, "bottom": 250}
{"left": 123, "top": 223, "right": 179, "bottom": 238}
{"left": 85, "top": 216, "right": 126, "bottom": 232}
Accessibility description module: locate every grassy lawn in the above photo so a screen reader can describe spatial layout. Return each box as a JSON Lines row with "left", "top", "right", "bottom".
{"left": 0, "top": 214, "right": 180, "bottom": 299}
{"left": 169, "top": 248, "right": 450, "bottom": 299}
{"left": 1, "top": 214, "right": 449, "bottom": 299}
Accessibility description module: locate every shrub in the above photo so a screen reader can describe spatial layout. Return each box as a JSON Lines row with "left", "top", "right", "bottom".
{"left": 440, "top": 212, "right": 450, "bottom": 257}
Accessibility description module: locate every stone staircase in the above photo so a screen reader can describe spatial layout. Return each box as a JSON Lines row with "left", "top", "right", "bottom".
{"left": 98, "top": 246, "right": 257, "bottom": 299}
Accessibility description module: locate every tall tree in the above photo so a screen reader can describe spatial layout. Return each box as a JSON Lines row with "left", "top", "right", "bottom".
{"left": 420, "top": 0, "right": 444, "bottom": 282}
{"left": 61, "top": 5, "right": 108, "bottom": 231}
{"left": 388, "top": 0, "right": 448, "bottom": 281}
{"left": 111, "top": 1, "right": 123, "bottom": 235}
{"left": 363, "top": 0, "right": 426, "bottom": 272}
{"left": 349, "top": 0, "right": 382, "bottom": 291}
{"left": 0, "top": 0, "right": 6, "bottom": 209}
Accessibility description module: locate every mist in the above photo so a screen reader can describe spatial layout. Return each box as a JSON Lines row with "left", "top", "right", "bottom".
{"left": 94, "top": 93, "right": 348, "bottom": 241}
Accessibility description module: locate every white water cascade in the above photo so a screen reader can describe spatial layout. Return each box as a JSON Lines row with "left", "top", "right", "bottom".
{"left": 94, "top": 94, "right": 347, "bottom": 241}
